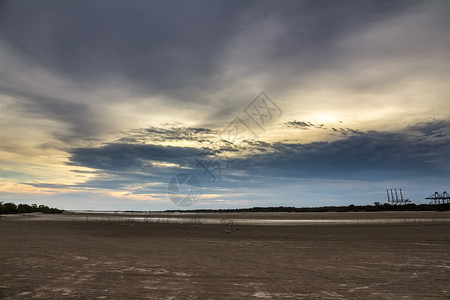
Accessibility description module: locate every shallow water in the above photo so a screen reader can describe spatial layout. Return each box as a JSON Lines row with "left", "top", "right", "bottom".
{"left": 125, "top": 216, "right": 450, "bottom": 225}
{"left": 7, "top": 213, "right": 450, "bottom": 225}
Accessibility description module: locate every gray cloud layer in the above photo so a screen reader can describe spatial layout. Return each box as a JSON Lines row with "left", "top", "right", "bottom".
{"left": 1, "top": 0, "right": 449, "bottom": 138}
{"left": 0, "top": 0, "right": 244, "bottom": 94}
{"left": 3, "top": 1, "right": 445, "bottom": 96}
{"left": 63, "top": 120, "right": 450, "bottom": 192}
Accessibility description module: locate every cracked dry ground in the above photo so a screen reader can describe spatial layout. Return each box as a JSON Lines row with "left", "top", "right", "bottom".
{"left": 0, "top": 219, "right": 449, "bottom": 299}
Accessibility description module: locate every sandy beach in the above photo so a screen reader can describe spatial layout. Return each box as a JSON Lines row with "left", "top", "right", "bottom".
{"left": 1, "top": 212, "right": 449, "bottom": 299}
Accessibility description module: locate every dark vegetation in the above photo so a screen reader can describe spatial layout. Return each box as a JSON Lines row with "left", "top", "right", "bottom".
{"left": 2, "top": 202, "right": 448, "bottom": 215}
{"left": 0, "top": 202, "right": 64, "bottom": 214}
{"left": 166, "top": 203, "right": 450, "bottom": 213}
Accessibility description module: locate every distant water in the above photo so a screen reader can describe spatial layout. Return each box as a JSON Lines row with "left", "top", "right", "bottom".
{"left": 12, "top": 213, "right": 450, "bottom": 225}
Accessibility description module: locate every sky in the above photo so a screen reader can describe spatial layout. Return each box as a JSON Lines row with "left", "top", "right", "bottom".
{"left": 0, "top": 0, "right": 449, "bottom": 210}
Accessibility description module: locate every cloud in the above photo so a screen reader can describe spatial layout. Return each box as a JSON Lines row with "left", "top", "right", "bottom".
{"left": 68, "top": 143, "right": 202, "bottom": 172}
{"left": 281, "top": 120, "right": 319, "bottom": 130}
{"left": 233, "top": 121, "right": 450, "bottom": 179}
{"left": 61, "top": 120, "right": 450, "bottom": 193}
{"left": 2, "top": 0, "right": 449, "bottom": 134}
{"left": 406, "top": 120, "right": 450, "bottom": 137}
{"left": 0, "top": 1, "right": 245, "bottom": 97}
{"left": 330, "top": 127, "right": 362, "bottom": 136}
{"left": 119, "top": 126, "right": 216, "bottom": 144}
{"left": 1, "top": 1, "right": 449, "bottom": 209}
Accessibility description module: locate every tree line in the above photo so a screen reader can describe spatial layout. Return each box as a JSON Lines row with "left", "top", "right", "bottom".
{"left": 166, "top": 203, "right": 450, "bottom": 213}
{"left": 0, "top": 202, "right": 64, "bottom": 214}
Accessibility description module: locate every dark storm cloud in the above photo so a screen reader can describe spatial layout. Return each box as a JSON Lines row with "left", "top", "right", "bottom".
{"left": 235, "top": 121, "right": 450, "bottom": 178}
{"left": 64, "top": 120, "right": 450, "bottom": 188}
{"left": 0, "top": 0, "right": 424, "bottom": 98}
{"left": 68, "top": 143, "right": 202, "bottom": 172}
{"left": 406, "top": 120, "right": 450, "bottom": 137}
{"left": 0, "top": 0, "right": 247, "bottom": 96}
{"left": 0, "top": 0, "right": 10, "bottom": 22}
{"left": 63, "top": 141, "right": 224, "bottom": 192}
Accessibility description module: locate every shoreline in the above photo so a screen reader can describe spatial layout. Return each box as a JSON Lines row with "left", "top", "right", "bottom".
{"left": 2, "top": 210, "right": 449, "bottom": 226}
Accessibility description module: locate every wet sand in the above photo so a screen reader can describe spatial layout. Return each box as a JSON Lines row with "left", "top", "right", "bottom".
{"left": 1, "top": 212, "right": 449, "bottom": 299}
{"left": 6, "top": 210, "right": 450, "bottom": 225}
